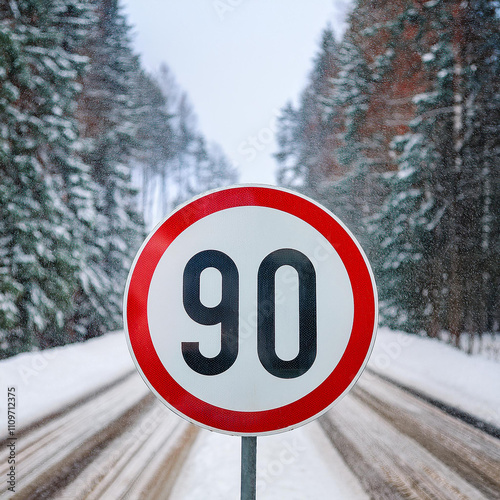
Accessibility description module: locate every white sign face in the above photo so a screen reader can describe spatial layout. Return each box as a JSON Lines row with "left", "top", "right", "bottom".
{"left": 124, "top": 185, "right": 377, "bottom": 435}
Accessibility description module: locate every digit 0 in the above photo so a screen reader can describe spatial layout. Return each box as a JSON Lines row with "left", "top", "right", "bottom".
{"left": 258, "top": 249, "right": 317, "bottom": 378}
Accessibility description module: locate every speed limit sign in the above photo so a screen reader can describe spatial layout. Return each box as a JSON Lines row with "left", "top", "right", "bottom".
{"left": 124, "top": 185, "right": 377, "bottom": 435}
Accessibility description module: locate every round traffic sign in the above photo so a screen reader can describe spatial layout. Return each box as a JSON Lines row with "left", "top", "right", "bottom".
{"left": 124, "top": 185, "right": 377, "bottom": 435}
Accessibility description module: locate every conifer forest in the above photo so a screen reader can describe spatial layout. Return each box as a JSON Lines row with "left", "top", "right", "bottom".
{"left": 275, "top": 0, "right": 499, "bottom": 350}
{"left": 0, "top": 0, "right": 499, "bottom": 358}
{"left": 0, "top": 0, "right": 237, "bottom": 357}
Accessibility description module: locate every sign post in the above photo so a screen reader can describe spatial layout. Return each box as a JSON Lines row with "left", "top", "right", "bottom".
{"left": 124, "top": 185, "right": 377, "bottom": 496}
{"left": 241, "top": 436, "right": 257, "bottom": 500}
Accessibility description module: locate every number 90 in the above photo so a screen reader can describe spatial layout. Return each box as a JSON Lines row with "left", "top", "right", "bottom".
{"left": 182, "top": 249, "right": 317, "bottom": 379}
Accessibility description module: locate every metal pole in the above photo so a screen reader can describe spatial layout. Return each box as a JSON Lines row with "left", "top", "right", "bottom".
{"left": 241, "top": 436, "right": 257, "bottom": 500}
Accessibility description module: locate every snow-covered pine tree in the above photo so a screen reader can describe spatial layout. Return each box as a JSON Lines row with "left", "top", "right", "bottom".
{"left": 372, "top": 0, "right": 500, "bottom": 341}
{"left": 133, "top": 68, "right": 177, "bottom": 227}
{"left": 168, "top": 93, "right": 237, "bottom": 209}
{"left": 318, "top": 31, "right": 376, "bottom": 245}
{"left": 318, "top": 4, "right": 402, "bottom": 250}
{"left": 275, "top": 16, "right": 395, "bottom": 247}
{"left": 275, "top": 102, "right": 302, "bottom": 187}
{"left": 0, "top": 7, "right": 23, "bottom": 354}
{"left": 75, "top": 0, "right": 144, "bottom": 335}
{"left": 0, "top": 0, "right": 95, "bottom": 356}
{"left": 197, "top": 142, "right": 238, "bottom": 193}
{"left": 186, "top": 138, "right": 237, "bottom": 199}
{"left": 372, "top": 0, "right": 457, "bottom": 335}
{"left": 169, "top": 92, "right": 199, "bottom": 208}
{"left": 275, "top": 27, "right": 340, "bottom": 193}
{"left": 135, "top": 66, "right": 238, "bottom": 225}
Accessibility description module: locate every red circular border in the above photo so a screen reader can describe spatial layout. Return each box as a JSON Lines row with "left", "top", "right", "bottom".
{"left": 125, "top": 186, "right": 376, "bottom": 434}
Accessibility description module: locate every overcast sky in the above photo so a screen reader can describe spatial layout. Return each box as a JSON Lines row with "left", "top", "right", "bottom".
{"left": 121, "top": 0, "right": 352, "bottom": 185}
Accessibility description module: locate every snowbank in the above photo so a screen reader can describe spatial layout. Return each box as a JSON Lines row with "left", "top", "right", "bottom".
{"left": 367, "top": 327, "right": 500, "bottom": 427}
{"left": 0, "top": 331, "right": 134, "bottom": 430}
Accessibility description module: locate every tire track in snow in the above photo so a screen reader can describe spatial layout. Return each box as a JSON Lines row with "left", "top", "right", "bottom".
{"left": 0, "top": 372, "right": 197, "bottom": 499}
{"left": 320, "top": 374, "right": 500, "bottom": 500}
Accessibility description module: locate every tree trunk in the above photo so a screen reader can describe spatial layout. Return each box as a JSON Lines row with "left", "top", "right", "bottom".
{"left": 447, "top": 249, "right": 463, "bottom": 348}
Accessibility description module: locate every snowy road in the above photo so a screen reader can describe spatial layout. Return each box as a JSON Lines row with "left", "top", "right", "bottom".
{"left": 2, "top": 368, "right": 498, "bottom": 499}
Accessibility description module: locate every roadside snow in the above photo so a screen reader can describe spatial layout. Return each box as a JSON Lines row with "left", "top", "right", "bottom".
{"left": 368, "top": 327, "right": 500, "bottom": 427}
{"left": 0, "top": 331, "right": 134, "bottom": 430}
